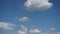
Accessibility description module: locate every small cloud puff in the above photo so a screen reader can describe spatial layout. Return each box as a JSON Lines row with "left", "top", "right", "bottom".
{"left": 29, "top": 29, "right": 41, "bottom": 33}
{"left": 18, "top": 17, "right": 31, "bottom": 22}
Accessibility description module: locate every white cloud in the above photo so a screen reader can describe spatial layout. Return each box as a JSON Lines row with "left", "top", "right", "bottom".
{"left": 24, "top": 0, "right": 53, "bottom": 11}
{"left": 29, "top": 29, "right": 41, "bottom": 34}
{"left": 18, "top": 30, "right": 26, "bottom": 34}
{"left": 18, "top": 17, "right": 31, "bottom": 22}
{"left": 21, "top": 25, "right": 27, "bottom": 31}
{"left": 0, "top": 22, "right": 15, "bottom": 30}
{"left": 18, "top": 25, "right": 27, "bottom": 34}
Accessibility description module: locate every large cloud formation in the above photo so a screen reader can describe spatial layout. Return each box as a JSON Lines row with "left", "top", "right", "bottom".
{"left": 24, "top": 0, "right": 53, "bottom": 11}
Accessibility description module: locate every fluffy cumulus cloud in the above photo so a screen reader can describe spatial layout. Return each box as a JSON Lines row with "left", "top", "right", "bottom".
{"left": 29, "top": 29, "right": 41, "bottom": 34}
{"left": 18, "top": 25, "right": 27, "bottom": 34}
{"left": 18, "top": 17, "right": 31, "bottom": 22}
{"left": 24, "top": 0, "right": 53, "bottom": 11}
{"left": 0, "top": 22, "right": 15, "bottom": 30}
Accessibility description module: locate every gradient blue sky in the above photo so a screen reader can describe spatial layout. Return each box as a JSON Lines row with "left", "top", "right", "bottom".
{"left": 0, "top": 0, "right": 60, "bottom": 34}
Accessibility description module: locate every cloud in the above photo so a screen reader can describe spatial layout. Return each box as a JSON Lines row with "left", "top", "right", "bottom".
{"left": 24, "top": 0, "right": 53, "bottom": 11}
{"left": 21, "top": 25, "right": 27, "bottom": 31}
{"left": 49, "top": 28, "right": 55, "bottom": 31}
{"left": 18, "top": 30, "right": 26, "bottom": 34}
{"left": 18, "top": 26, "right": 58, "bottom": 34}
{"left": 45, "top": 28, "right": 56, "bottom": 34}
{"left": 29, "top": 29, "right": 41, "bottom": 34}
{"left": 18, "top": 17, "right": 31, "bottom": 22}
{"left": 18, "top": 25, "right": 27, "bottom": 34}
{"left": 57, "top": 32, "right": 60, "bottom": 34}
{"left": 0, "top": 22, "right": 15, "bottom": 30}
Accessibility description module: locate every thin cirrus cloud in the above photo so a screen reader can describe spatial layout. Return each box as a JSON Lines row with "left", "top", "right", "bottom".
{"left": 57, "top": 32, "right": 60, "bottom": 34}
{"left": 17, "top": 17, "right": 31, "bottom": 22}
{"left": 0, "top": 22, "right": 16, "bottom": 30}
{"left": 24, "top": 0, "right": 53, "bottom": 11}
{"left": 49, "top": 28, "right": 55, "bottom": 31}
{"left": 18, "top": 25, "right": 27, "bottom": 34}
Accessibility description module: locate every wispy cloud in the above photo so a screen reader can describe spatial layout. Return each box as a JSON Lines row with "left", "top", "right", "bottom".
{"left": 49, "top": 28, "right": 55, "bottom": 31}
{"left": 0, "top": 22, "right": 16, "bottom": 30}
{"left": 57, "top": 32, "right": 60, "bottom": 34}
{"left": 18, "top": 25, "right": 27, "bottom": 34}
{"left": 24, "top": 0, "right": 53, "bottom": 11}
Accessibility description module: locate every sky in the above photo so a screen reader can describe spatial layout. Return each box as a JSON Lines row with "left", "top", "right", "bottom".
{"left": 0, "top": 0, "right": 60, "bottom": 34}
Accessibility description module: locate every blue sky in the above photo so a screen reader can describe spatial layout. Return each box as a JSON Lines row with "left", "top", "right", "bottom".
{"left": 0, "top": 0, "right": 60, "bottom": 34}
